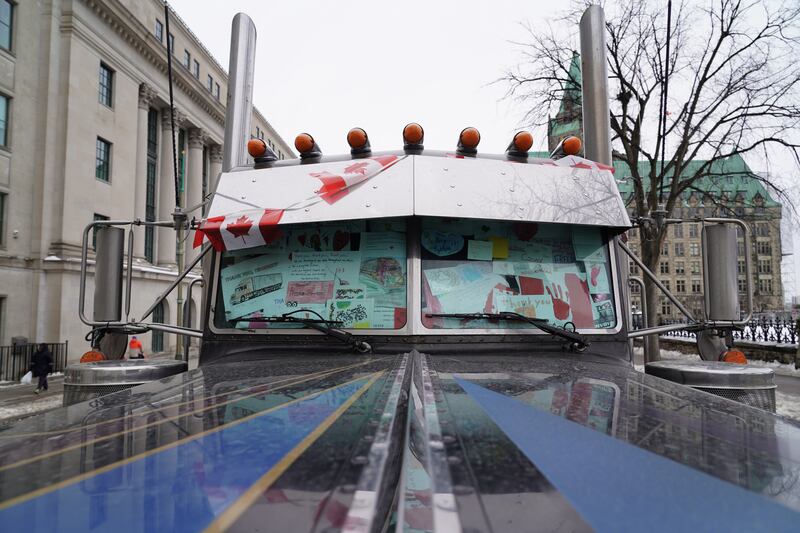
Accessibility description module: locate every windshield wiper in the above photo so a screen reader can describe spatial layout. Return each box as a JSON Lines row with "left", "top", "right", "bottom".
{"left": 233, "top": 309, "right": 372, "bottom": 353}
{"left": 425, "top": 311, "right": 588, "bottom": 351}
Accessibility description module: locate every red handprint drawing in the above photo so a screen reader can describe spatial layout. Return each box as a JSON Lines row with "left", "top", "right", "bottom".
{"left": 546, "top": 282, "right": 571, "bottom": 320}
{"left": 590, "top": 264, "right": 601, "bottom": 287}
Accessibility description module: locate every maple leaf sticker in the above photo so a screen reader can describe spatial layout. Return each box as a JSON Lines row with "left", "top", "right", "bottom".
{"left": 344, "top": 161, "right": 370, "bottom": 175}
{"left": 226, "top": 215, "right": 253, "bottom": 243}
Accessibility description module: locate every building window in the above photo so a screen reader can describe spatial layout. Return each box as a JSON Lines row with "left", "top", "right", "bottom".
{"left": 660, "top": 261, "right": 669, "bottom": 274}
{"left": 675, "top": 261, "right": 685, "bottom": 275}
{"left": 759, "top": 278, "right": 773, "bottom": 295}
{"left": 661, "top": 301, "right": 672, "bottom": 317}
{"left": 207, "top": 74, "right": 213, "bottom": 92}
{"left": 193, "top": 59, "right": 200, "bottom": 79}
{"left": 183, "top": 49, "right": 191, "bottom": 69}
{"left": 98, "top": 63, "right": 114, "bottom": 107}
{"left": 661, "top": 243, "right": 669, "bottom": 256}
{"left": 630, "top": 283, "right": 640, "bottom": 294}
{"left": 145, "top": 108, "right": 158, "bottom": 262}
{"left": 738, "top": 278, "right": 747, "bottom": 293}
{"left": 691, "top": 279, "right": 702, "bottom": 294}
{"left": 0, "top": 0, "right": 12, "bottom": 52}
{"left": 152, "top": 302, "right": 165, "bottom": 352}
{"left": 0, "top": 93, "right": 7, "bottom": 147}
{"left": 95, "top": 137, "right": 111, "bottom": 182}
{"left": 757, "top": 241, "right": 772, "bottom": 256}
{"left": 674, "top": 243, "right": 684, "bottom": 256}
{"left": 155, "top": 19, "right": 163, "bottom": 43}
{"left": 737, "top": 242, "right": 745, "bottom": 256}
{"left": 0, "top": 192, "right": 5, "bottom": 246}
{"left": 629, "top": 261, "right": 639, "bottom": 275}
{"left": 756, "top": 222, "right": 770, "bottom": 237}
{"left": 676, "top": 279, "right": 686, "bottom": 293}
{"left": 738, "top": 260, "right": 745, "bottom": 274}
{"left": 690, "top": 243, "right": 700, "bottom": 256}
{"left": 758, "top": 259, "right": 772, "bottom": 274}
{"left": 689, "top": 224, "right": 699, "bottom": 238}
{"left": 673, "top": 225, "right": 683, "bottom": 238}
{"left": 215, "top": 82, "right": 220, "bottom": 101}
{"left": 168, "top": 33, "right": 174, "bottom": 54}
{"left": 92, "top": 214, "right": 110, "bottom": 250}
{"left": 661, "top": 280, "right": 670, "bottom": 291}
{"left": 691, "top": 261, "right": 700, "bottom": 275}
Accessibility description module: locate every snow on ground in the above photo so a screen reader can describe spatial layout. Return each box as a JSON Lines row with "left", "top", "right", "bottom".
{"left": 776, "top": 392, "right": 800, "bottom": 421}
{"left": 0, "top": 395, "right": 62, "bottom": 423}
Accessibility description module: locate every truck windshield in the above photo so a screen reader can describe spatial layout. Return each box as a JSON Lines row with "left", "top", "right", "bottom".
{"left": 215, "top": 218, "right": 407, "bottom": 329}
{"left": 420, "top": 217, "right": 616, "bottom": 330}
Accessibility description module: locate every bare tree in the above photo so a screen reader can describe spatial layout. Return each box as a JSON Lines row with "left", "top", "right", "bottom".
{"left": 501, "top": 0, "right": 800, "bottom": 351}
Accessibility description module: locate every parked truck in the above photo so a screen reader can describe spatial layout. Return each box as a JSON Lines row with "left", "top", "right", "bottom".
{"left": 0, "top": 6, "right": 798, "bottom": 533}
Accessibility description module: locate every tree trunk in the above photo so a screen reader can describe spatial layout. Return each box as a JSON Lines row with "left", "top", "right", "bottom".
{"left": 641, "top": 236, "right": 662, "bottom": 362}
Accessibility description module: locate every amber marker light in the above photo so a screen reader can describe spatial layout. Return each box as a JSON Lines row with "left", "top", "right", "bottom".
{"left": 459, "top": 127, "right": 481, "bottom": 149}
{"left": 347, "top": 128, "right": 368, "bottom": 149}
{"left": 347, "top": 127, "right": 371, "bottom": 155}
{"left": 563, "top": 136, "right": 582, "bottom": 156}
{"left": 295, "top": 133, "right": 321, "bottom": 159}
{"left": 247, "top": 138, "right": 268, "bottom": 158}
{"left": 513, "top": 131, "right": 534, "bottom": 152}
{"left": 80, "top": 350, "right": 106, "bottom": 363}
{"left": 722, "top": 349, "right": 747, "bottom": 364}
{"left": 403, "top": 123, "right": 424, "bottom": 147}
{"left": 295, "top": 133, "right": 315, "bottom": 153}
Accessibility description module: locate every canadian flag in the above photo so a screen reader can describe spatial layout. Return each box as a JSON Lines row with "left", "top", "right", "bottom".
{"left": 194, "top": 208, "right": 284, "bottom": 251}
{"left": 311, "top": 155, "right": 399, "bottom": 203}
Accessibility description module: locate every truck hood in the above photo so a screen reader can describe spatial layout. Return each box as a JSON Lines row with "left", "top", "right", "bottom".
{"left": 0, "top": 352, "right": 798, "bottom": 532}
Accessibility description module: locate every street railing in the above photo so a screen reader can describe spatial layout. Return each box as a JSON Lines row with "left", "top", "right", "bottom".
{"left": 0, "top": 342, "right": 69, "bottom": 382}
{"left": 659, "top": 319, "right": 798, "bottom": 345}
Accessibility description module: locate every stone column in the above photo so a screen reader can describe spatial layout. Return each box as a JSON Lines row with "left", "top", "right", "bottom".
{"left": 134, "top": 84, "right": 157, "bottom": 259}
{"left": 186, "top": 128, "right": 206, "bottom": 263}
{"left": 157, "top": 108, "right": 181, "bottom": 265}
{"left": 208, "top": 145, "right": 223, "bottom": 210}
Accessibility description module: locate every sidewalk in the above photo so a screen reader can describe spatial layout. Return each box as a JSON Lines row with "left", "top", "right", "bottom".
{"left": 0, "top": 349, "right": 199, "bottom": 427}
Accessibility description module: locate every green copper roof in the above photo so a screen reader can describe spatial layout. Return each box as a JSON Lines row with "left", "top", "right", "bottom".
{"left": 549, "top": 52, "right": 583, "bottom": 141}
{"left": 525, "top": 151, "right": 779, "bottom": 207}
{"left": 614, "top": 154, "right": 780, "bottom": 207}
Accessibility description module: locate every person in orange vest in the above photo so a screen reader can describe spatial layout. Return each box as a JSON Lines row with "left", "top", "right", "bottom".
{"left": 128, "top": 336, "right": 145, "bottom": 359}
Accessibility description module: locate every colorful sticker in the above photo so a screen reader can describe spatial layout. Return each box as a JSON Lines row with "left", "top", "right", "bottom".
{"left": 327, "top": 298, "right": 373, "bottom": 328}
{"left": 586, "top": 262, "right": 610, "bottom": 294}
{"left": 489, "top": 236, "right": 509, "bottom": 259}
{"left": 285, "top": 281, "right": 334, "bottom": 305}
{"left": 421, "top": 230, "right": 464, "bottom": 257}
{"left": 467, "top": 240, "right": 493, "bottom": 261}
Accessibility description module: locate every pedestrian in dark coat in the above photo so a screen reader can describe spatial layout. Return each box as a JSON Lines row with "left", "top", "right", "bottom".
{"left": 31, "top": 344, "right": 53, "bottom": 394}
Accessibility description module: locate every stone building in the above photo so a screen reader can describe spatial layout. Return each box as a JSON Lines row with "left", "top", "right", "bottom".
{"left": 545, "top": 53, "right": 784, "bottom": 321}
{"left": 0, "top": 0, "right": 294, "bottom": 357}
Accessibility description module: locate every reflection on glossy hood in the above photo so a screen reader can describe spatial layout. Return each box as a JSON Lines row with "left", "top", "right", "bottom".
{"left": 0, "top": 352, "right": 798, "bottom": 532}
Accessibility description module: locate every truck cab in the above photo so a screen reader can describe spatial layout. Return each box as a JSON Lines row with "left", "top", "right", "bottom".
{"left": 199, "top": 148, "right": 630, "bottom": 367}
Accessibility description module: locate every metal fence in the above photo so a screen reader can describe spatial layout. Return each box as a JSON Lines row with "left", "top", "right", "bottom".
{"left": 659, "top": 319, "right": 798, "bottom": 345}
{"left": 0, "top": 342, "right": 69, "bottom": 382}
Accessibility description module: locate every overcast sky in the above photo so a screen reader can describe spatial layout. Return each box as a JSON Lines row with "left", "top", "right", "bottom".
{"left": 168, "top": 0, "right": 563, "bottom": 155}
